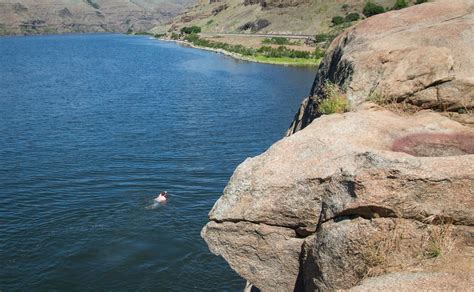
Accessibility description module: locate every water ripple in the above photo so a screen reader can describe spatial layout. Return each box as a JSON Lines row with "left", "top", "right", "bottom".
{"left": 0, "top": 34, "right": 315, "bottom": 291}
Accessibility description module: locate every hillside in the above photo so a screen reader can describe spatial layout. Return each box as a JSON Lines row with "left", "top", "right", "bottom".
{"left": 152, "top": 0, "right": 401, "bottom": 35}
{"left": 0, "top": 0, "right": 195, "bottom": 35}
{"left": 152, "top": 0, "right": 430, "bottom": 66}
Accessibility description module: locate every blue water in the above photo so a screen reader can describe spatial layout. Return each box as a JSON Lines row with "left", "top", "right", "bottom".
{"left": 0, "top": 34, "right": 315, "bottom": 290}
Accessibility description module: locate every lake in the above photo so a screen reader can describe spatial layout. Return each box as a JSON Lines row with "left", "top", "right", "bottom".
{"left": 0, "top": 34, "right": 315, "bottom": 290}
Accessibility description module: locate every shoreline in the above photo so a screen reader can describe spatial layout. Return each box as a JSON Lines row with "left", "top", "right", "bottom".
{"left": 157, "top": 37, "right": 320, "bottom": 67}
{"left": 1, "top": 32, "right": 320, "bottom": 67}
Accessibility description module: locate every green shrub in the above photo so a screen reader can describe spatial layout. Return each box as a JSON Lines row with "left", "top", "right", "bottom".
{"left": 363, "top": 2, "right": 385, "bottom": 17}
{"left": 170, "top": 32, "right": 180, "bottom": 40}
{"left": 318, "top": 82, "right": 350, "bottom": 114}
{"left": 392, "top": 0, "right": 408, "bottom": 10}
{"left": 314, "top": 33, "right": 334, "bottom": 43}
{"left": 319, "top": 95, "right": 350, "bottom": 114}
{"left": 415, "top": 0, "right": 428, "bottom": 4}
{"left": 345, "top": 12, "right": 360, "bottom": 22}
{"left": 331, "top": 16, "right": 345, "bottom": 26}
{"left": 313, "top": 47, "right": 325, "bottom": 59}
{"left": 206, "top": 19, "right": 214, "bottom": 25}
{"left": 257, "top": 46, "right": 311, "bottom": 58}
{"left": 184, "top": 33, "right": 202, "bottom": 43}
{"left": 134, "top": 31, "right": 154, "bottom": 36}
{"left": 341, "top": 4, "right": 349, "bottom": 10}
{"left": 273, "top": 37, "right": 290, "bottom": 45}
{"left": 180, "top": 34, "right": 320, "bottom": 60}
{"left": 262, "top": 37, "right": 290, "bottom": 45}
{"left": 180, "top": 26, "right": 201, "bottom": 34}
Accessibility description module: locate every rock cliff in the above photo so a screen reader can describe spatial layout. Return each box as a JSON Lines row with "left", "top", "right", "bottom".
{"left": 287, "top": 0, "right": 474, "bottom": 134}
{"left": 202, "top": 1, "right": 474, "bottom": 291}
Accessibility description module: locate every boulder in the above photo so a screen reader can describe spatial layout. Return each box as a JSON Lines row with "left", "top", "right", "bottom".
{"left": 288, "top": 0, "right": 474, "bottom": 135}
{"left": 202, "top": 1, "right": 474, "bottom": 290}
{"left": 238, "top": 19, "right": 271, "bottom": 32}
{"left": 202, "top": 221, "right": 304, "bottom": 291}
{"left": 202, "top": 106, "right": 474, "bottom": 290}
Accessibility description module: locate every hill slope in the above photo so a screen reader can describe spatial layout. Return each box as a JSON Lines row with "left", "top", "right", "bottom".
{"left": 152, "top": 0, "right": 398, "bottom": 35}
{"left": 0, "top": 0, "right": 195, "bottom": 35}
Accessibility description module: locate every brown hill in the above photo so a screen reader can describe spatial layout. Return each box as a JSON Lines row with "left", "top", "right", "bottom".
{"left": 0, "top": 0, "right": 195, "bottom": 35}
{"left": 152, "top": 0, "right": 399, "bottom": 35}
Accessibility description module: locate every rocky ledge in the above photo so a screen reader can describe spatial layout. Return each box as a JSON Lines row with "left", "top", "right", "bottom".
{"left": 287, "top": 0, "right": 474, "bottom": 134}
{"left": 201, "top": 0, "right": 474, "bottom": 291}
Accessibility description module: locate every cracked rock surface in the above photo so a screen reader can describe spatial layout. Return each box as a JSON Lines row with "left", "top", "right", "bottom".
{"left": 288, "top": 0, "right": 474, "bottom": 135}
{"left": 201, "top": 106, "right": 474, "bottom": 291}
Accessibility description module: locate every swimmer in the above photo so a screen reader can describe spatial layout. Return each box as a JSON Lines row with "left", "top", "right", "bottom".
{"left": 154, "top": 191, "right": 168, "bottom": 203}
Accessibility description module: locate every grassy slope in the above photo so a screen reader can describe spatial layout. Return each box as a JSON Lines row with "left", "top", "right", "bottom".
{"left": 245, "top": 55, "right": 320, "bottom": 66}
{"left": 166, "top": 34, "right": 322, "bottom": 66}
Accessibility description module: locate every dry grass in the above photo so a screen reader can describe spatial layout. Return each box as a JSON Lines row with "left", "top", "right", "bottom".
{"left": 155, "top": 0, "right": 398, "bottom": 35}
{"left": 367, "top": 91, "right": 473, "bottom": 116}
{"left": 421, "top": 217, "right": 455, "bottom": 259}
{"left": 457, "top": 98, "right": 474, "bottom": 115}
{"left": 367, "top": 91, "right": 419, "bottom": 114}
{"left": 362, "top": 219, "right": 455, "bottom": 278}
{"left": 362, "top": 224, "right": 404, "bottom": 278}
